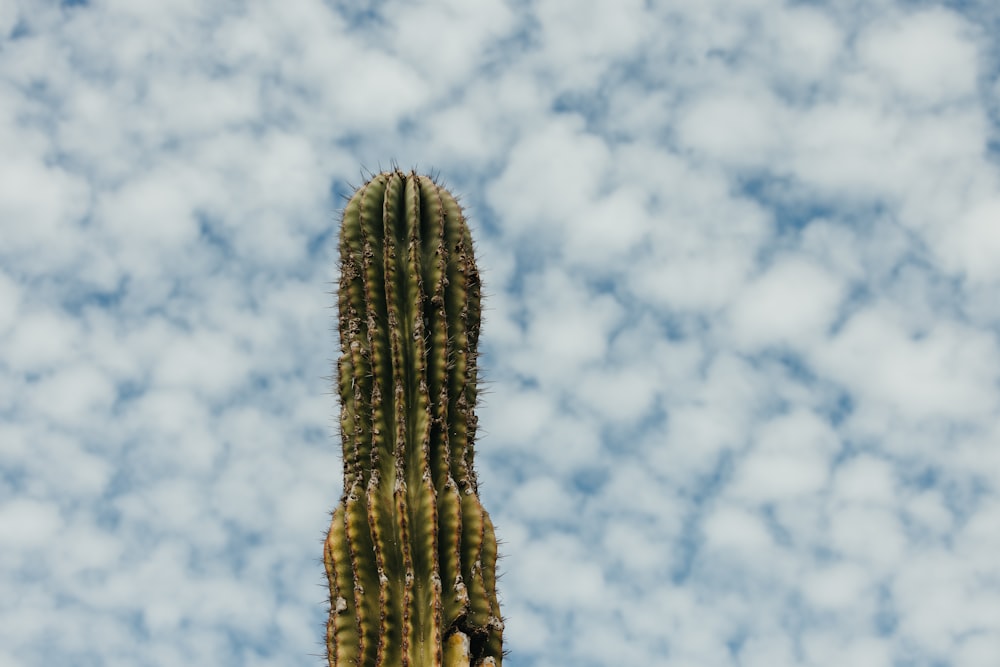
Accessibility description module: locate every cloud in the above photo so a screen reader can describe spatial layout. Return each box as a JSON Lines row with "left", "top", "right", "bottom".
{"left": 727, "top": 255, "right": 845, "bottom": 349}
{"left": 487, "top": 115, "right": 611, "bottom": 241}
{"left": 0, "top": 499, "right": 62, "bottom": 548}
{"left": 936, "top": 197, "right": 1000, "bottom": 284}
{"left": 728, "top": 410, "right": 839, "bottom": 503}
{"left": 678, "top": 85, "right": 790, "bottom": 166}
{"left": 816, "top": 305, "right": 1000, "bottom": 421}
{"left": 856, "top": 7, "right": 980, "bottom": 103}
{"left": 2, "top": 0, "right": 1000, "bottom": 666}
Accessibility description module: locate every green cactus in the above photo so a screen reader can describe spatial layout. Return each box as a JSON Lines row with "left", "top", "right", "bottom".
{"left": 325, "top": 170, "right": 503, "bottom": 667}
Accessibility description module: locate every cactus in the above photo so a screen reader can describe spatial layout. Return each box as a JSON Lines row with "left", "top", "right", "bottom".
{"left": 325, "top": 170, "right": 503, "bottom": 667}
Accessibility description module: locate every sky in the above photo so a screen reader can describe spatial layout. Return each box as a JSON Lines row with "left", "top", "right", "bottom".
{"left": 1, "top": 0, "right": 1000, "bottom": 665}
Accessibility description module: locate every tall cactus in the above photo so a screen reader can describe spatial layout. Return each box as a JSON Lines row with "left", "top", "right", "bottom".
{"left": 325, "top": 170, "right": 503, "bottom": 667}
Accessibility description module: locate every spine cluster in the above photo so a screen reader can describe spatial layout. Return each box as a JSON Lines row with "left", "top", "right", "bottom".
{"left": 325, "top": 170, "right": 503, "bottom": 667}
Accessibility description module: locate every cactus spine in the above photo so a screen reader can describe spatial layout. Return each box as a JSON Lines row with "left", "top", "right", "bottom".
{"left": 325, "top": 170, "right": 503, "bottom": 667}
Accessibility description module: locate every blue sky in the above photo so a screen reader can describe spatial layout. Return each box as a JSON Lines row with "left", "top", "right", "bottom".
{"left": 2, "top": 0, "right": 1000, "bottom": 665}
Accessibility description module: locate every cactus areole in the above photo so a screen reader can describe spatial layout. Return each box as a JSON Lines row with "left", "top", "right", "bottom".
{"left": 325, "top": 170, "right": 503, "bottom": 667}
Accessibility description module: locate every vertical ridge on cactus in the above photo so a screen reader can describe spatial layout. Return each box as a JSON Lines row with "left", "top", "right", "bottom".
{"left": 326, "top": 169, "right": 503, "bottom": 666}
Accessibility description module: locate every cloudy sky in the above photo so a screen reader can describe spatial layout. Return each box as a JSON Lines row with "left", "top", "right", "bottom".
{"left": 3, "top": 0, "right": 1000, "bottom": 665}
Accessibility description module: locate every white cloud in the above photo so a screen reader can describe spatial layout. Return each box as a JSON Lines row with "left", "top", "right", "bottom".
{"left": 677, "top": 85, "right": 790, "bottom": 166}
{"left": 626, "top": 184, "right": 770, "bottom": 311}
{"left": 383, "top": 0, "right": 514, "bottom": 83}
{"left": 954, "top": 633, "right": 1000, "bottom": 667}
{"left": 727, "top": 255, "right": 845, "bottom": 349}
{"left": 832, "top": 452, "right": 897, "bottom": 500}
{"left": 800, "top": 560, "right": 871, "bottom": 611}
{"left": 903, "top": 488, "right": 953, "bottom": 538}
{"left": 482, "top": 385, "right": 556, "bottom": 448}
{"left": 856, "top": 8, "right": 980, "bottom": 103}
{"left": 0, "top": 2, "right": 18, "bottom": 37}
{"left": 506, "top": 267, "right": 623, "bottom": 384}
{"left": 122, "top": 388, "right": 217, "bottom": 472}
{"left": 331, "top": 50, "right": 431, "bottom": 128}
{"left": 702, "top": 504, "right": 774, "bottom": 554}
{"left": 602, "top": 518, "right": 672, "bottom": 574}
{"left": 152, "top": 329, "right": 251, "bottom": 397}
{"left": 98, "top": 170, "right": 202, "bottom": 256}
{"left": 829, "top": 503, "right": 906, "bottom": 570}
{"left": 3, "top": 0, "right": 1000, "bottom": 665}
{"left": 826, "top": 456, "right": 907, "bottom": 569}
{"left": 655, "top": 353, "right": 769, "bottom": 487}
{"left": 728, "top": 410, "right": 838, "bottom": 503}
{"left": 786, "top": 99, "right": 906, "bottom": 196}
{"left": 0, "top": 498, "right": 62, "bottom": 549}
{"left": 816, "top": 305, "right": 1000, "bottom": 420}
{"left": 565, "top": 184, "right": 655, "bottom": 269}
{"left": 935, "top": 197, "right": 1000, "bottom": 284}
{"left": 511, "top": 475, "right": 574, "bottom": 521}
{"left": 738, "top": 632, "right": 798, "bottom": 667}
{"left": 532, "top": 0, "right": 650, "bottom": 90}
{"left": 599, "top": 461, "right": 684, "bottom": 530}
{"left": 0, "top": 136, "right": 91, "bottom": 266}
{"left": 891, "top": 547, "right": 1000, "bottom": 657}
{"left": 509, "top": 532, "right": 606, "bottom": 609}
{"left": 27, "top": 363, "right": 117, "bottom": 425}
{"left": 487, "top": 115, "right": 611, "bottom": 239}
{"left": 0, "top": 270, "right": 22, "bottom": 335}
{"left": 6, "top": 308, "right": 83, "bottom": 373}
{"left": 577, "top": 362, "right": 659, "bottom": 423}
{"left": 422, "top": 104, "right": 497, "bottom": 164}
{"left": 768, "top": 6, "right": 843, "bottom": 82}
{"left": 503, "top": 603, "right": 549, "bottom": 654}
{"left": 802, "top": 633, "right": 893, "bottom": 667}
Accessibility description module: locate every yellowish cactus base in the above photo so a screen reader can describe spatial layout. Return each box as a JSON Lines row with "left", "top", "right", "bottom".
{"left": 444, "top": 631, "right": 470, "bottom": 667}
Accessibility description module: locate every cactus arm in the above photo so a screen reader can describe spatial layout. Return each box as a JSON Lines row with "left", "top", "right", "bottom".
{"left": 326, "top": 502, "right": 361, "bottom": 666}
{"left": 326, "top": 170, "right": 503, "bottom": 666}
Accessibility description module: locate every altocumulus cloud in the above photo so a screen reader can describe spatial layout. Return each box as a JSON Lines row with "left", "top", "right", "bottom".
{"left": 1, "top": 0, "right": 1000, "bottom": 666}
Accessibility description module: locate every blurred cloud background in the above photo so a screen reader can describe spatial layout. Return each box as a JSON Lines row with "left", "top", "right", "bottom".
{"left": 2, "top": 0, "right": 1000, "bottom": 665}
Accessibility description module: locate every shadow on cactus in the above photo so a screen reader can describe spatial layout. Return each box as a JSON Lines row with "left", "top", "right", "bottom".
{"left": 325, "top": 170, "right": 504, "bottom": 666}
